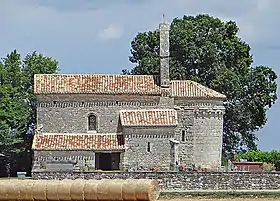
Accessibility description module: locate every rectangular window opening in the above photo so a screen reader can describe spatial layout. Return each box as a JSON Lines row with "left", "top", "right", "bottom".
{"left": 182, "top": 130, "right": 186, "bottom": 142}
{"left": 147, "top": 142, "right": 151, "bottom": 152}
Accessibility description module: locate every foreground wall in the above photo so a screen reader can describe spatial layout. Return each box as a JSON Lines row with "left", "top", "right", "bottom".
{"left": 32, "top": 171, "right": 280, "bottom": 190}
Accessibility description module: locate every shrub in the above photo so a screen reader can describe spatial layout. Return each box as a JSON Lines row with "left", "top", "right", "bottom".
{"left": 237, "top": 150, "right": 280, "bottom": 171}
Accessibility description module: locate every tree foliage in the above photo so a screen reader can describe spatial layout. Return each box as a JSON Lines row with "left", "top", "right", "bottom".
{"left": 0, "top": 50, "right": 59, "bottom": 156}
{"left": 237, "top": 150, "right": 280, "bottom": 171}
{"left": 124, "top": 14, "right": 278, "bottom": 155}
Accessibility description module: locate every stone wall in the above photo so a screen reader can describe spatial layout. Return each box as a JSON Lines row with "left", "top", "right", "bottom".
{"left": 32, "top": 171, "right": 280, "bottom": 191}
{"left": 122, "top": 127, "right": 175, "bottom": 171}
{"left": 33, "top": 151, "right": 95, "bottom": 171}
{"left": 192, "top": 109, "right": 224, "bottom": 168}
{"left": 175, "top": 109, "right": 194, "bottom": 167}
{"left": 35, "top": 94, "right": 225, "bottom": 171}
{"left": 36, "top": 94, "right": 160, "bottom": 133}
{"left": 174, "top": 100, "right": 225, "bottom": 169}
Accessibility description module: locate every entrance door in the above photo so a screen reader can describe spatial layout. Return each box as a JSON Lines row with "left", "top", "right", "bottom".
{"left": 95, "top": 153, "right": 120, "bottom": 170}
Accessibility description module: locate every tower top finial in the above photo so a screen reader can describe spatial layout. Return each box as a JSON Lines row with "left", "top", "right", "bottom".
{"left": 162, "top": 13, "right": 165, "bottom": 22}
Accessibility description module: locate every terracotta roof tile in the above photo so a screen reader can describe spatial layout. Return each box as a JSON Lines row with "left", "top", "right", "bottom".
{"left": 34, "top": 74, "right": 226, "bottom": 99}
{"left": 171, "top": 80, "right": 226, "bottom": 99}
{"left": 34, "top": 74, "right": 160, "bottom": 95}
{"left": 32, "top": 133, "right": 125, "bottom": 151}
{"left": 120, "top": 109, "right": 177, "bottom": 126}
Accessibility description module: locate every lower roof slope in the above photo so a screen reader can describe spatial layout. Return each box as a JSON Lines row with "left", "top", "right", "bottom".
{"left": 32, "top": 133, "right": 125, "bottom": 151}
{"left": 120, "top": 109, "right": 178, "bottom": 126}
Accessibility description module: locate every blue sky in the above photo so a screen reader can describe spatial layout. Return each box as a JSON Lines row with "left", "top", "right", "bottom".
{"left": 1, "top": 0, "right": 279, "bottom": 151}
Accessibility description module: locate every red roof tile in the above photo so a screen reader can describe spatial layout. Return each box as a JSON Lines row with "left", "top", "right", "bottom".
{"left": 32, "top": 133, "right": 125, "bottom": 151}
{"left": 171, "top": 80, "right": 226, "bottom": 99}
{"left": 34, "top": 74, "right": 160, "bottom": 95}
{"left": 120, "top": 109, "right": 177, "bottom": 126}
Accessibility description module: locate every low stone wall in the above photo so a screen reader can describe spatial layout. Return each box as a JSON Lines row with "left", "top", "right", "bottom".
{"left": 32, "top": 171, "right": 280, "bottom": 191}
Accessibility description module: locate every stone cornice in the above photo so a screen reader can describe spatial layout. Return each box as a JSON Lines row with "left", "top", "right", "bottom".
{"left": 37, "top": 101, "right": 158, "bottom": 108}
{"left": 125, "top": 134, "right": 172, "bottom": 139}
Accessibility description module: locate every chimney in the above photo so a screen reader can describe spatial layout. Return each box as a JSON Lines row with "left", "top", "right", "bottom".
{"left": 159, "top": 22, "right": 170, "bottom": 90}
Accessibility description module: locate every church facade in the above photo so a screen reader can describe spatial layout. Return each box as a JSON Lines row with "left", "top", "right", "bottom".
{"left": 32, "top": 22, "right": 226, "bottom": 172}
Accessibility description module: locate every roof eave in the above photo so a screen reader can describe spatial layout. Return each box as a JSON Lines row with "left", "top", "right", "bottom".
{"left": 34, "top": 92, "right": 161, "bottom": 96}
{"left": 172, "top": 96, "right": 226, "bottom": 101}
{"left": 33, "top": 148, "right": 126, "bottom": 151}
{"left": 122, "top": 124, "right": 178, "bottom": 127}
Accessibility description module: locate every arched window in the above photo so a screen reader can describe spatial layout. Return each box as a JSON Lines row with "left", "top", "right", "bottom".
{"left": 88, "top": 114, "right": 97, "bottom": 131}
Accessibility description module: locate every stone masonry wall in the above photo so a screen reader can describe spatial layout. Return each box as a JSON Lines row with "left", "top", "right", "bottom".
{"left": 175, "top": 109, "right": 195, "bottom": 168}
{"left": 32, "top": 171, "right": 280, "bottom": 191}
{"left": 37, "top": 94, "right": 160, "bottom": 133}
{"left": 192, "top": 110, "right": 224, "bottom": 168}
{"left": 174, "top": 100, "right": 225, "bottom": 169}
{"left": 33, "top": 151, "right": 95, "bottom": 171}
{"left": 122, "top": 127, "right": 175, "bottom": 171}
{"left": 35, "top": 95, "right": 225, "bottom": 172}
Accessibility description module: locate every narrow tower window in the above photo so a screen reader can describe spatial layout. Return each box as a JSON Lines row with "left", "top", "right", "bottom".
{"left": 182, "top": 130, "right": 186, "bottom": 142}
{"left": 88, "top": 114, "right": 97, "bottom": 131}
{"left": 147, "top": 142, "right": 151, "bottom": 152}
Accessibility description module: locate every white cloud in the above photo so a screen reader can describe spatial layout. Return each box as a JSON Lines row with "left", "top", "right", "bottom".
{"left": 98, "top": 24, "right": 124, "bottom": 41}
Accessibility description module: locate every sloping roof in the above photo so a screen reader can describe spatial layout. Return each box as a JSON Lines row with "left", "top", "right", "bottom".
{"left": 120, "top": 109, "right": 177, "bottom": 126}
{"left": 171, "top": 80, "right": 226, "bottom": 99}
{"left": 32, "top": 133, "right": 125, "bottom": 151}
{"left": 34, "top": 74, "right": 225, "bottom": 99}
{"left": 34, "top": 74, "right": 160, "bottom": 95}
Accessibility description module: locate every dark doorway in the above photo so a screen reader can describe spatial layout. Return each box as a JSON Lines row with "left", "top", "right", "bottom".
{"left": 95, "top": 153, "right": 120, "bottom": 170}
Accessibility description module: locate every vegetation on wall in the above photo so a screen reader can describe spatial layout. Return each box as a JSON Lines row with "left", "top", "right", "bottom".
{"left": 123, "top": 14, "right": 278, "bottom": 156}
{"left": 0, "top": 50, "right": 59, "bottom": 175}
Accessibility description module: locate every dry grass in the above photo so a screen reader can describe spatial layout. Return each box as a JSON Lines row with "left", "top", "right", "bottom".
{"left": 160, "top": 198, "right": 280, "bottom": 201}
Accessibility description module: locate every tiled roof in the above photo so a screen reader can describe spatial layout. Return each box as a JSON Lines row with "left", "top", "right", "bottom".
{"left": 32, "top": 133, "right": 125, "bottom": 151}
{"left": 171, "top": 80, "right": 226, "bottom": 99}
{"left": 120, "top": 109, "right": 178, "bottom": 126}
{"left": 34, "top": 74, "right": 226, "bottom": 99}
{"left": 34, "top": 74, "right": 160, "bottom": 95}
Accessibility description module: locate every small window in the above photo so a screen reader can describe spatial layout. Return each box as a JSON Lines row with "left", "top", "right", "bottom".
{"left": 147, "top": 142, "right": 151, "bottom": 152}
{"left": 182, "top": 130, "right": 186, "bottom": 142}
{"left": 88, "top": 114, "right": 97, "bottom": 131}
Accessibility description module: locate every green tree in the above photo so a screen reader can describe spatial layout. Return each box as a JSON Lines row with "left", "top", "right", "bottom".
{"left": 0, "top": 50, "right": 59, "bottom": 174}
{"left": 124, "top": 14, "right": 278, "bottom": 155}
{"left": 21, "top": 51, "right": 59, "bottom": 129}
{"left": 0, "top": 51, "right": 29, "bottom": 154}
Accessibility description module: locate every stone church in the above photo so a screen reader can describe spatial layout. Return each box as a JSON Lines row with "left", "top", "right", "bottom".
{"left": 32, "top": 22, "right": 226, "bottom": 172}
